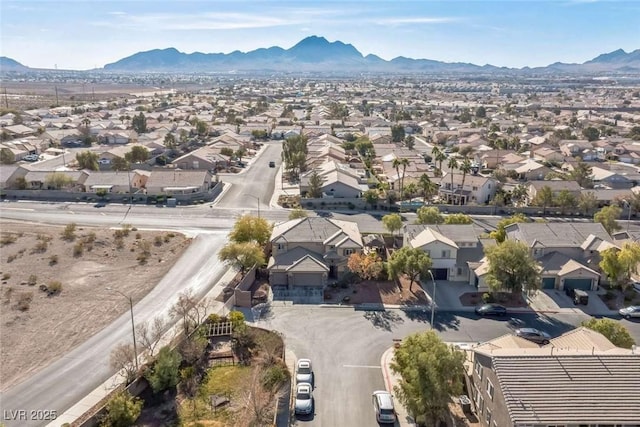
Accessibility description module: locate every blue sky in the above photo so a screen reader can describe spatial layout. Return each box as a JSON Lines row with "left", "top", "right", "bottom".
{"left": 1, "top": 0, "right": 639, "bottom": 70}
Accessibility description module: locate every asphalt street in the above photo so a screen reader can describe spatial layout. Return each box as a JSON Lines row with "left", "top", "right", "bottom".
{"left": 255, "top": 305, "right": 640, "bottom": 427}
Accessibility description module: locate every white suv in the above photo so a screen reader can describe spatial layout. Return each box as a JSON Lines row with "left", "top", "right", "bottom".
{"left": 372, "top": 390, "right": 396, "bottom": 424}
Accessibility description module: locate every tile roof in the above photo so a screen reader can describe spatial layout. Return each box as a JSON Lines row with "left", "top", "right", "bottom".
{"left": 409, "top": 227, "right": 458, "bottom": 249}
{"left": 505, "top": 222, "right": 611, "bottom": 247}
{"left": 270, "top": 217, "right": 362, "bottom": 246}
{"left": 493, "top": 354, "right": 640, "bottom": 424}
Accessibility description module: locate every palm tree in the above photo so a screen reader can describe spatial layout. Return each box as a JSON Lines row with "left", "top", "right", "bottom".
{"left": 399, "top": 158, "right": 410, "bottom": 197}
{"left": 392, "top": 157, "right": 401, "bottom": 194}
{"left": 404, "top": 182, "right": 418, "bottom": 202}
{"left": 432, "top": 146, "right": 446, "bottom": 176}
{"left": 447, "top": 157, "right": 459, "bottom": 204}
{"left": 459, "top": 158, "right": 472, "bottom": 205}
{"left": 418, "top": 174, "right": 437, "bottom": 205}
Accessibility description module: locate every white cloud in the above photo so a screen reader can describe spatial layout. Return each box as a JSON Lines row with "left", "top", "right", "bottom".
{"left": 372, "top": 16, "right": 463, "bottom": 26}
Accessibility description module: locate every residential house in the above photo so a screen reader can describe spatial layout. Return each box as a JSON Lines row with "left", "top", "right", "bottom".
{"left": 527, "top": 180, "right": 582, "bottom": 204}
{"left": 144, "top": 169, "right": 214, "bottom": 196}
{"left": 82, "top": 171, "right": 144, "bottom": 194}
{"left": 438, "top": 173, "right": 497, "bottom": 205}
{"left": 505, "top": 222, "right": 614, "bottom": 290}
{"left": 0, "top": 164, "right": 28, "bottom": 190}
{"left": 465, "top": 328, "right": 640, "bottom": 427}
{"left": 172, "top": 146, "right": 231, "bottom": 171}
{"left": 268, "top": 217, "right": 363, "bottom": 291}
{"left": 511, "top": 158, "right": 551, "bottom": 181}
{"left": 299, "top": 161, "right": 367, "bottom": 198}
{"left": 22, "top": 170, "right": 88, "bottom": 190}
{"left": 559, "top": 139, "right": 596, "bottom": 160}
{"left": 591, "top": 165, "right": 634, "bottom": 189}
{"left": 403, "top": 224, "right": 485, "bottom": 281}
{"left": 532, "top": 146, "right": 564, "bottom": 163}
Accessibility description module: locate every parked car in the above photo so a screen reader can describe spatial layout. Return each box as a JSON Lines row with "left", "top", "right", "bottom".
{"left": 632, "top": 282, "right": 640, "bottom": 294}
{"left": 372, "top": 390, "right": 396, "bottom": 424}
{"left": 514, "top": 328, "right": 551, "bottom": 344}
{"left": 296, "top": 358, "right": 314, "bottom": 385}
{"left": 98, "top": 158, "right": 111, "bottom": 165}
{"left": 269, "top": 160, "right": 276, "bottom": 168}
{"left": 475, "top": 304, "right": 507, "bottom": 316}
{"left": 294, "top": 383, "right": 314, "bottom": 416}
{"left": 23, "top": 154, "right": 39, "bottom": 162}
{"left": 619, "top": 305, "right": 640, "bottom": 319}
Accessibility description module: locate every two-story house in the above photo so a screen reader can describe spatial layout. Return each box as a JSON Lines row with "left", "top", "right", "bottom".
{"left": 465, "top": 328, "right": 640, "bottom": 427}
{"left": 268, "top": 217, "right": 363, "bottom": 293}
{"left": 403, "top": 224, "right": 485, "bottom": 281}
{"left": 438, "top": 173, "right": 497, "bottom": 205}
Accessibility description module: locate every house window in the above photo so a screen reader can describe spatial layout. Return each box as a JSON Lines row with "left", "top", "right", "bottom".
{"left": 344, "top": 249, "right": 354, "bottom": 256}
{"left": 485, "top": 408, "right": 492, "bottom": 425}
{"left": 276, "top": 243, "right": 285, "bottom": 251}
{"left": 487, "top": 380, "right": 494, "bottom": 400}
{"left": 472, "top": 186, "right": 478, "bottom": 191}
{"left": 457, "top": 267, "right": 463, "bottom": 276}
{"left": 442, "top": 250, "right": 451, "bottom": 258}
{"left": 474, "top": 360, "right": 481, "bottom": 375}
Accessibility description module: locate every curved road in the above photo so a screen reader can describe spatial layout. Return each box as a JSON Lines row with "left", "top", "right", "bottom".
{"left": 0, "top": 143, "right": 283, "bottom": 427}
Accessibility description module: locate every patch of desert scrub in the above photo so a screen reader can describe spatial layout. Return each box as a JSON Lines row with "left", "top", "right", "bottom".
{"left": 28, "top": 274, "right": 38, "bottom": 286}
{"left": 113, "top": 229, "right": 126, "bottom": 239}
{"left": 7, "top": 254, "right": 17, "bottom": 263}
{"left": 16, "top": 291, "right": 33, "bottom": 311}
{"left": 154, "top": 235, "right": 163, "bottom": 246}
{"left": 121, "top": 224, "right": 132, "bottom": 236}
{"left": 61, "top": 223, "right": 77, "bottom": 241}
{"left": 49, "top": 254, "right": 59, "bottom": 265}
{"left": 32, "top": 240, "right": 48, "bottom": 253}
{"left": 135, "top": 232, "right": 142, "bottom": 240}
{"left": 114, "top": 236, "right": 124, "bottom": 249}
{"left": 48, "top": 281, "right": 62, "bottom": 295}
{"left": 0, "top": 233, "right": 18, "bottom": 246}
{"left": 84, "top": 232, "right": 96, "bottom": 243}
{"left": 2, "top": 272, "right": 11, "bottom": 281}
{"left": 73, "top": 242, "right": 84, "bottom": 257}
{"left": 37, "top": 233, "right": 52, "bottom": 242}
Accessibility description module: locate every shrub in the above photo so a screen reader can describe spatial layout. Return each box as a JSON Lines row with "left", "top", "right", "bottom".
{"left": 482, "top": 292, "right": 494, "bottom": 303}
{"left": 48, "top": 281, "right": 62, "bottom": 295}
{"left": 121, "top": 224, "right": 132, "bottom": 236}
{"left": 61, "top": 223, "right": 77, "bottom": 241}
{"left": 208, "top": 313, "right": 222, "bottom": 324}
{"left": 261, "top": 364, "right": 289, "bottom": 391}
{"left": 135, "top": 233, "right": 142, "bottom": 240}
{"left": 73, "top": 242, "right": 84, "bottom": 257}
{"left": 2, "top": 273, "right": 11, "bottom": 280}
{"left": 0, "top": 233, "right": 17, "bottom": 245}
{"left": 84, "top": 232, "right": 96, "bottom": 243}
{"left": 49, "top": 254, "right": 59, "bottom": 265}
{"left": 33, "top": 240, "right": 48, "bottom": 253}
{"left": 7, "top": 254, "right": 17, "bottom": 263}
{"left": 114, "top": 236, "right": 124, "bottom": 249}
{"left": 16, "top": 292, "right": 33, "bottom": 311}
{"left": 113, "top": 229, "right": 125, "bottom": 239}
{"left": 28, "top": 274, "right": 38, "bottom": 286}
{"left": 154, "top": 235, "right": 163, "bottom": 246}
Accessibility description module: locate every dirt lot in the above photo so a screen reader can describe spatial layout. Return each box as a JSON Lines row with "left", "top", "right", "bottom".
{"left": 0, "top": 221, "right": 190, "bottom": 391}
{"left": 325, "top": 277, "right": 430, "bottom": 305}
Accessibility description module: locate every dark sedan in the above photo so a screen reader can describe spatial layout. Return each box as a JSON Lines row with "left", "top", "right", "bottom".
{"left": 475, "top": 303, "right": 507, "bottom": 316}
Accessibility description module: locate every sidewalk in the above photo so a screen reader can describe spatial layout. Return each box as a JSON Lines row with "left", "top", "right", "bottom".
{"left": 380, "top": 347, "right": 416, "bottom": 427}
{"left": 47, "top": 266, "right": 240, "bottom": 427}
{"left": 269, "top": 164, "right": 299, "bottom": 208}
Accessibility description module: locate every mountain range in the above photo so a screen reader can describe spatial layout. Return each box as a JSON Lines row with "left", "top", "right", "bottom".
{"left": 2, "top": 36, "right": 640, "bottom": 74}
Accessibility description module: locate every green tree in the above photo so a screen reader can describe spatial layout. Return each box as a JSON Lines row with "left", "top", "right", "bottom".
{"left": 45, "top": 172, "right": 73, "bottom": 190}
{"left": 387, "top": 246, "right": 432, "bottom": 292}
{"left": 391, "top": 125, "right": 405, "bottom": 142}
{"left": 418, "top": 174, "right": 437, "bottom": 205}
{"left": 444, "top": 213, "right": 473, "bottom": 224}
{"left": 102, "top": 390, "right": 143, "bottom": 427}
{"left": 569, "top": 161, "right": 593, "bottom": 188}
{"left": 618, "top": 242, "right": 640, "bottom": 289}
{"left": 145, "top": 346, "right": 181, "bottom": 393}
{"left": 431, "top": 146, "right": 446, "bottom": 176}
{"left": 404, "top": 135, "right": 415, "bottom": 150}
{"left": 0, "top": 148, "right": 15, "bottom": 164}
{"left": 131, "top": 112, "right": 147, "bottom": 134}
{"left": 582, "top": 126, "right": 600, "bottom": 142}
{"left": 390, "top": 331, "right": 465, "bottom": 426}
{"left": 594, "top": 205, "right": 622, "bottom": 234}
{"left": 111, "top": 157, "right": 130, "bottom": 172}
{"left": 307, "top": 170, "right": 325, "bottom": 198}
{"left": 382, "top": 213, "right": 403, "bottom": 236}
{"left": 446, "top": 157, "right": 458, "bottom": 204}
{"left": 196, "top": 120, "right": 208, "bottom": 136}
{"left": 235, "top": 148, "right": 247, "bottom": 163}
{"left": 578, "top": 192, "right": 598, "bottom": 216}
{"left": 229, "top": 214, "right": 273, "bottom": 247}
{"left": 475, "top": 106, "right": 487, "bottom": 118}
{"left": 281, "top": 134, "right": 308, "bottom": 180}
{"left": 218, "top": 242, "right": 266, "bottom": 272}
{"left": 556, "top": 189, "right": 576, "bottom": 215}
{"left": 600, "top": 247, "right": 625, "bottom": 286}
{"left": 124, "top": 146, "right": 149, "bottom": 164}
{"left": 415, "top": 206, "right": 444, "bottom": 224}
{"left": 489, "top": 213, "right": 529, "bottom": 243}
{"left": 458, "top": 158, "right": 472, "bottom": 204}
{"left": 582, "top": 318, "right": 635, "bottom": 349}
{"left": 511, "top": 184, "right": 529, "bottom": 206}
{"left": 354, "top": 136, "right": 375, "bottom": 159}
{"left": 363, "top": 189, "right": 380, "bottom": 209}
{"left": 288, "top": 208, "right": 309, "bottom": 220}
{"left": 75, "top": 151, "right": 99, "bottom": 171}
{"left": 531, "top": 185, "right": 555, "bottom": 215}
{"left": 485, "top": 240, "right": 541, "bottom": 293}
{"left": 163, "top": 133, "right": 176, "bottom": 150}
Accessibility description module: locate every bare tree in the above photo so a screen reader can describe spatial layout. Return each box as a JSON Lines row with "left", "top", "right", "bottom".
{"left": 237, "top": 366, "right": 279, "bottom": 427}
{"left": 169, "top": 290, "right": 209, "bottom": 337}
{"left": 135, "top": 316, "right": 166, "bottom": 360}
{"left": 110, "top": 343, "right": 137, "bottom": 384}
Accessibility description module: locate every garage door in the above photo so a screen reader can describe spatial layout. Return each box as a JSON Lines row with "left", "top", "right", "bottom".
{"left": 542, "top": 277, "right": 556, "bottom": 289}
{"left": 431, "top": 268, "right": 448, "bottom": 280}
{"left": 564, "top": 278, "right": 593, "bottom": 291}
{"left": 292, "top": 272, "right": 324, "bottom": 288}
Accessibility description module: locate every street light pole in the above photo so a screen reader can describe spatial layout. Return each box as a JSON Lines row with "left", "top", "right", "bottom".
{"left": 428, "top": 270, "right": 437, "bottom": 328}
{"left": 107, "top": 288, "right": 139, "bottom": 373}
{"left": 244, "top": 194, "right": 260, "bottom": 218}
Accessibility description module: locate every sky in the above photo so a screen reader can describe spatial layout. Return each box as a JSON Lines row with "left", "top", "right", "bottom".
{"left": 1, "top": 0, "right": 639, "bottom": 70}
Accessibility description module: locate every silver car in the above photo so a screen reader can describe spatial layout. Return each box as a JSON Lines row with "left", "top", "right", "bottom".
{"left": 619, "top": 305, "right": 640, "bottom": 319}
{"left": 296, "top": 358, "right": 314, "bottom": 385}
{"left": 372, "top": 390, "right": 396, "bottom": 424}
{"left": 294, "top": 382, "right": 314, "bottom": 415}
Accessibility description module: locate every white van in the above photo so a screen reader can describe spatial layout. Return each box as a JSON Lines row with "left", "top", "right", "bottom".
{"left": 372, "top": 390, "right": 396, "bottom": 424}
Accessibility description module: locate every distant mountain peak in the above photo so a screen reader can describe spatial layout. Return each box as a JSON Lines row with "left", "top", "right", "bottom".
{"left": 587, "top": 48, "right": 630, "bottom": 63}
